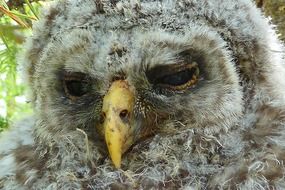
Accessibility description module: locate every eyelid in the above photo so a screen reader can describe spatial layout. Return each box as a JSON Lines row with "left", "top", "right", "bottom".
{"left": 64, "top": 71, "right": 89, "bottom": 81}
{"left": 158, "top": 74, "right": 199, "bottom": 91}
{"left": 147, "top": 61, "right": 198, "bottom": 81}
{"left": 147, "top": 61, "right": 200, "bottom": 92}
{"left": 63, "top": 71, "right": 91, "bottom": 99}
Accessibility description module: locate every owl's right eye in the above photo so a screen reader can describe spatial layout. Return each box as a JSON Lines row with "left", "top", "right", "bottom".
{"left": 63, "top": 72, "right": 90, "bottom": 98}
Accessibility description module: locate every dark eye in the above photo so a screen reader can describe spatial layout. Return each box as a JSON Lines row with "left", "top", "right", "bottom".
{"left": 65, "top": 80, "right": 89, "bottom": 96}
{"left": 147, "top": 62, "right": 200, "bottom": 91}
{"left": 63, "top": 72, "right": 90, "bottom": 98}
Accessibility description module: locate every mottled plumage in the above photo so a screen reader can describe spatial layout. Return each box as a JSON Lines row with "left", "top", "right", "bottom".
{"left": 1, "top": 0, "right": 285, "bottom": 189}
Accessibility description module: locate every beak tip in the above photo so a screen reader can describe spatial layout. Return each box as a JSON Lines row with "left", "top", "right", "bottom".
{"left": 112, "top": 157, "right": 121, "bottom": 169}
{"left": 114, "top": 163, "right": 121, "bottom": 169}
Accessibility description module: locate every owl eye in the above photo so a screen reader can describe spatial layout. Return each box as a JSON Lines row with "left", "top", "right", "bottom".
{"left": 63, "top": 72, "right": 90, "bottom": 98}
{"left": 147, "top": 62, "right": 200, "bottom": 91}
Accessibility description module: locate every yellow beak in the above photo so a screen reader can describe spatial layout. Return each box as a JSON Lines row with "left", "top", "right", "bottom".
{"left": 101, "top": 80, "right": 135, "bottom": 168}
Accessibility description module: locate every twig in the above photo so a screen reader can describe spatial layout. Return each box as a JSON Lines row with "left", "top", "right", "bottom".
{"left": 76, "top": 128, "right": 91, "bottom": 162}
{"left": 0, "top": 5, "right": 29, "bottom": 27}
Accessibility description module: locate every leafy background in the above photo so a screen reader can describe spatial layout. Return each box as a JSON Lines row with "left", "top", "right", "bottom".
{"left": 0, "top": 0, "right": 42, "bottom": 131}
{"left": 0, "top": 0, "right": 284, "bottom": 132}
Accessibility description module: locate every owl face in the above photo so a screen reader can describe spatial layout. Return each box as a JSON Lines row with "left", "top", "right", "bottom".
{"left": 29, "top": 0, "right": 244, "bottom": 168}
{"left": 33, "top": 29, "right": 243, "bottom": 168}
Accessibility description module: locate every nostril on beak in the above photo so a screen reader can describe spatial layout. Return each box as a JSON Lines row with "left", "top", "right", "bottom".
{"left": 119, "top": 109, "right": 129, "bottom": 123}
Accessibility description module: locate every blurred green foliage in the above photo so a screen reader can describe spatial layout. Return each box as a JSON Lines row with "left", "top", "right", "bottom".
{"left": 0, "top": 0, "right": 43, "bottom": 131}
{"left": 256, "top": 0, "right": 285, "bottom": 42}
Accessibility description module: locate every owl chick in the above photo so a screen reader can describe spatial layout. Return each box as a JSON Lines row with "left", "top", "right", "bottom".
{"left": 1, "top": 0, "right": 285, "bottom": 189}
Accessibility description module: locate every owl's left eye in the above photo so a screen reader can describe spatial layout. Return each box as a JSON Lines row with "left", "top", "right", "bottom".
{"left": 147, "top": 62, "right": 200, "bottom": 91}
{"left": 63, "top": 72, "right": 90, "bottom": 98}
